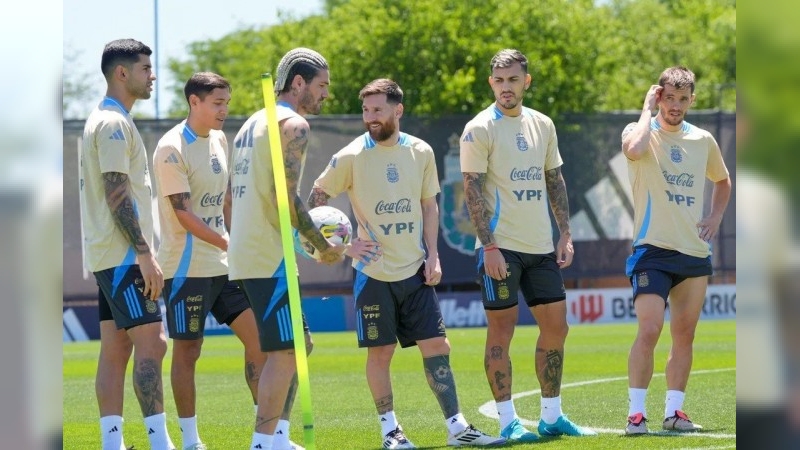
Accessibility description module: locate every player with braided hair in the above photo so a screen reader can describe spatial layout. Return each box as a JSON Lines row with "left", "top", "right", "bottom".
{"left": 228, "top": 47, "right": 377, "bottom": 450}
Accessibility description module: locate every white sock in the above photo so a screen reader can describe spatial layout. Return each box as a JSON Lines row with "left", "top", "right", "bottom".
{"left": 495, "top": 400, "right": 518, "bottom": 429}
{"left": 143, "top": 412, "right": 174, "bottom": 450}
{"left": 445, "top": 413, "right": 469, "bottom": 435}
{"left": 100, "top": 415, "right": 124, "bottom": 450}
{"left": 255, "top": 404, "right": 259, "bottom": 416}
{"left": 273, "top": 419, "right": 290, "bottom": 446}
{"left": 250, "top": 432, "right": 273, "bottom": 450}
{"left": 628, "top": 388, "right": 648, "bottom": 417}
{"left": 664, "top": 390, "right": 686, "bottom": 419}
{"left": 179, "top": 416, "right": 200, "bottom": 447}
{"left": 379, "top": 411, "right": 399, "bottom": 437}
{"left": 540, "top": 396, "right": 562, "bottom": 424}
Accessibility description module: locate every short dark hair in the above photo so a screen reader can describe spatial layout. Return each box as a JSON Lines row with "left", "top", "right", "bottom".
{"left": 659, "top": 66, "right": 696, "bottom": 93}
{"left": 358, "top": 78, "right": 403, "bottom": 104}
{"left": 490, "top": 49, "right": 528, "bottom": 74}
{"left": 100, "top": 39, "right": 152, "bottom": 80}
{"left": 184, "top": 72, "right": 231, "bottom": 103}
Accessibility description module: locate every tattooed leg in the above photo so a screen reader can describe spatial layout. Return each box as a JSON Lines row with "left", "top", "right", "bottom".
{"left": 536, "top": 348, "right": 563, "bottom": 398}
{"left": 424, "top": 355, "right": 460, "bottom": 419}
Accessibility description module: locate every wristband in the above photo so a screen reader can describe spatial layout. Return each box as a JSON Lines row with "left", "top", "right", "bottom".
{"left": 484, "top": 246, "right": 499, "bottom": 252}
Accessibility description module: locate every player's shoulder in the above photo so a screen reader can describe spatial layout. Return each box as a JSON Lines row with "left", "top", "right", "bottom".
{"left": 339, "top": 133, "right": 372, "bottom": 155}
{"left": 154, "top": 121, "right": 185, "bottom": 153}
{"left": 681, "top": 121, "right": 714, "bottom": 140}
{"left": 400, "top": 132, "right": 433, "bottom": 152}
{"left": 464, "top": 104, "right": 500, "bottom": 129}
{"left": 521, "top": 106, "right": 555, "bottom": 126}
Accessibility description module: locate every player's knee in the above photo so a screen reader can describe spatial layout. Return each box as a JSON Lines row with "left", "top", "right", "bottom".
{"left": 637, "top": 322, "right": 663, "bottom": 346}
{"left": 175, "top": 339, "right": 203, "bottom": 362}
{"left": 368, "top": 345, "right": 396, "bottom": 364}
{"left": 486, "top": 322, "right": 515, "bottom": 343}
{"left": 558, "top": 321, "right": 570, "bottom": 341}
{"left": 671, "top": 326, "right": 697, "bottom": 346}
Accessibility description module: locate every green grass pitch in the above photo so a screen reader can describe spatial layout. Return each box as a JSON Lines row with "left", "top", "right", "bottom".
{"left": 63, "top": 320, "right": 735, "bottom": 449}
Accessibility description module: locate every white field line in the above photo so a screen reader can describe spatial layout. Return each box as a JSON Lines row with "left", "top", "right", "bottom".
{"left": 477, "top": 368, "right": 736, "bottom": 439}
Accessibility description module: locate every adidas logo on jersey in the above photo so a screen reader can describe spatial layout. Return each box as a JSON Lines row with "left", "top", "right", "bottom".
{"left": 109, "top": 129, "right": 125, "bottom": 141}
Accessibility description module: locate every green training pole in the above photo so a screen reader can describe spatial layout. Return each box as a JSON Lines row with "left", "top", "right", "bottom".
{"left": 260, "top": 73, "right": 316, "bottom": 450}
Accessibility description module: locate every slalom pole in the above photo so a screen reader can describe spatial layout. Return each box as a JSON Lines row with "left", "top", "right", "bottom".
{"left": 261, "top": 73, "right": 315, "bottom": 449}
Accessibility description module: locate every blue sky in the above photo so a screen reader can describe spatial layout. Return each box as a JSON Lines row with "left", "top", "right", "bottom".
{"left": 63, "top": 0, "right": 322, "bottom": 118}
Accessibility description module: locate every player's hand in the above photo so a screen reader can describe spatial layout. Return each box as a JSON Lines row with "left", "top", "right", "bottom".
{"left": 137, "top": 252, "right": 164, "bottom": 300}
{"left": 317, "top": 241, "right": 347, "bottom": 265}
{"left": 344, "top": 238, "right": 382, "bottom": 265}
{"left": 424, "top": 255, "right": 442, "bottom": 286}
{"left": 644, "top": 84, "right": 662, "bottom": 112}
{"left": 555, "top": 233, "right": 574, "bottom": 268}
{"left": 697, "top": 214, "right": 723, "bottom": 241}
{"left": 483, "top": 246, "right": 508, "bottom": 281}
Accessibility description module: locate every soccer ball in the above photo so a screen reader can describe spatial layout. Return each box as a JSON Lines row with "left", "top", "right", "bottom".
{"left": 293, "top": 206, "right": 353, "bottom": 261}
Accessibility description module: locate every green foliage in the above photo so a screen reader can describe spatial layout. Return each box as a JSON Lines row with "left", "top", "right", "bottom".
{"left": 164, "top": 0, "right": 735, "bottom": 118}
{"left": 64, "top": 321, "right": 736, "bottom": 449}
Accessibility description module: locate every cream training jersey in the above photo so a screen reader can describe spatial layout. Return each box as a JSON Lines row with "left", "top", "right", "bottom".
{"left": 623, "top": 118, "right": 729, "bottom": 258}
{"left": 153, "top": 120, "right": 229, "bottom": 278}
{"left": 313, "top": 132, "right": 441, "bottom": 282}
{"left": 228, "top": 103, "right": 304, "bottom": 280}
{"left": 79, "top": 96, "right": 155, "bottom": 272}
{"left": 460, "top": 104, "right": 563, "bottom": 254}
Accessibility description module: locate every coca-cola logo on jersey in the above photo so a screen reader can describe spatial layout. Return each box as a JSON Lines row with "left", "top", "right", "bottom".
{"left": 200, "top": 192, "right": 224, "bottom": 207}
{"left": 375, "top": 198, "right": 412, "bottom": 215}
{"left": 662, "top": 171, "right": 695, "bottom": 187}
{"left": 509, "top": 166, "right": 542, "bottom": 181}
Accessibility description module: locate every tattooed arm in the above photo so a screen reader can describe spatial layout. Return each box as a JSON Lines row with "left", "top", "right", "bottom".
{"left": 307, "top": 186, "right": 331, "bottom": 209}
{"left": 462, "top": 172, "right": 507, "bottom": 280}
{"left": 544, "top": 167, "right": 574, "bottom": 268}
{"left": 462, "top": 172, "right": 494, "bottom": 246}
{"left": 308, "top": 184, "right": 382, "bottom": 265}
{"left": 168, "top": 192, "right": 228, "bottom": 251}
{"left": 281, "top": 116, "right": 343, "bottom": 264}
{"left": 103, "top": 171, "right": 163, "bottom": 299}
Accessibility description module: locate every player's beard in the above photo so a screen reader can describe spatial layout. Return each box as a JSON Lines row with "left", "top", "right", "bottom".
{"left": 300, "top": 89, "right": 322, "bottom": 115}
{"left": 130, "top": 81, "right": 152, "bottom": 100}
{"left": 365, "top": 119, "right": 396, "bottom": 142}
{"left": 497, "top": 91, "right": 521, "bottom": 110}
{"left": 660, "top": 108, "right": 685, "bottom": 127}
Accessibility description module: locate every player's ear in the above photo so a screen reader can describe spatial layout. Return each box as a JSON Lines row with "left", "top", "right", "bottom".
{"left": 115, "top": 64, "right": 127, "bottom": 82}
{"left": 524, "top": 73, "right": 532, "bottom": 90}
{"left": 291, "top": 74, "right": 305, "bottom": 93}
{"left": 395, "top": 102, "right": 404, "bottom": 119}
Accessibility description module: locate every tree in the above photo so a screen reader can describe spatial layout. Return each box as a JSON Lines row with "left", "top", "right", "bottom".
{"left": 164, "top": 0, "right": 735, "bottom": 117}
{"left": 62, "top": 47, "right": 99, "bottom": 119}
